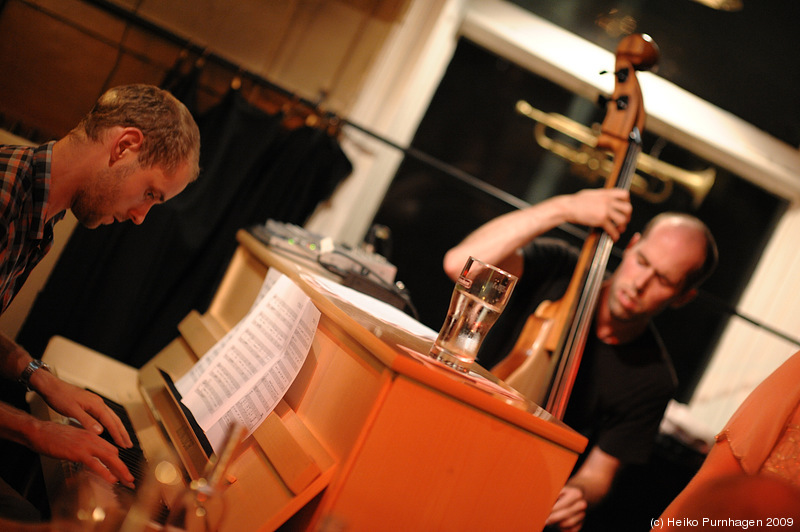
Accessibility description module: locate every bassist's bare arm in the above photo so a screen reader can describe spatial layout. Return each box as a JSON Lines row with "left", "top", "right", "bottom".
{"left": 443, "top": 189, "right": 632, "bottom": 282}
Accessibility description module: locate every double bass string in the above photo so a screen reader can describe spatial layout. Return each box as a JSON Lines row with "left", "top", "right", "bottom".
{"left": 545, "top": 128, "right": 644, "bottom": 418}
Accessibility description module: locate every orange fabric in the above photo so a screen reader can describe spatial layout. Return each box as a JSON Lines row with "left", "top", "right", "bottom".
{"left": 656, "top": 350, "right": 800, "bottom": 530}
{"left": 715, "top": 349, "right": 800, "bottom": 475}
{"left": 760, "top": 407, "right": 800, "bottom": 487}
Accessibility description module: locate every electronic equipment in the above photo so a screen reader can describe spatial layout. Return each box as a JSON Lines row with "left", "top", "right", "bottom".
{"left": 250, "top": 220, "right": 398, "bottom": 285}
{"left": 249, "top": 220, "right": 414, "bottom": 316}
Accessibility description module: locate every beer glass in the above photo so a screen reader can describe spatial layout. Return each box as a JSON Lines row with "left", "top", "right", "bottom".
{"left": 429, "top": 256, "right": 517, "bottom": 371}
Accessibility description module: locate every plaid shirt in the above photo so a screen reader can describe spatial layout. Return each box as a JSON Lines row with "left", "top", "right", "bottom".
{"left": 0, "top": 142, "right": 65, "bottom": 314}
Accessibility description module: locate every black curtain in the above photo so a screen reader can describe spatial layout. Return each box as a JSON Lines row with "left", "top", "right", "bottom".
{"left": 17, "top": 85, "right": 351, "bottom": 367}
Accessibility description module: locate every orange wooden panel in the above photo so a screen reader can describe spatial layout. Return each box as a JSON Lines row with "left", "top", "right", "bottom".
{"left": 253, "top": 411, "right": 322, "bottom": 495}
{"left": 314, "top": 375, "right": 579, "bottom": 531}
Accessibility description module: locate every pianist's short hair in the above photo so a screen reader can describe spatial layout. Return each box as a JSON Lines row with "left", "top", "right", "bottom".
{"left": 75, "top": 84, "right": 200, "bottom": 180}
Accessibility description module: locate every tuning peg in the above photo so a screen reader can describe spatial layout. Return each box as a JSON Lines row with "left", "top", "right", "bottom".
{"left": 599, "top": 68, "right": 630, "bottom": 82}
{"left": 597, "top": 94, "right": 629, "bottom": 110}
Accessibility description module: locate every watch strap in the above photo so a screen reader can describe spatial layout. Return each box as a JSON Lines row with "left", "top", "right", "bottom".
{"left": 19, "top": 359, "right": 50, "bottom": 390}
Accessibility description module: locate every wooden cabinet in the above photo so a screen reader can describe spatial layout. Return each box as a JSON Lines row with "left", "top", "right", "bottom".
{"left": 37, "top": 229, "right": 586, "bottom": 531}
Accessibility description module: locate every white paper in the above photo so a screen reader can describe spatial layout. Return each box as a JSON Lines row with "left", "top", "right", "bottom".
{"left": 176, "top": 271, "right": 320, "bottom": 452}
{"left": 177, "top": 268, "right": 284, "bottom": 394}
{"left": 300, "top": 273, "right": 438, "bottom": 340}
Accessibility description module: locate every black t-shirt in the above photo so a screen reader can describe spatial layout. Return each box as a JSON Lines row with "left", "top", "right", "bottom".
{"left": 476, "top": 238, "right": 677, "bottom": 465}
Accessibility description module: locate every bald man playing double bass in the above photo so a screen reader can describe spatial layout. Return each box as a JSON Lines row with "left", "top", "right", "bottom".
{"left": 444, "top": 188, "right": 717, "bottom": 531}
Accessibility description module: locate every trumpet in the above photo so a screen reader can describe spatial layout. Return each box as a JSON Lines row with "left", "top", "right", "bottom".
{"left": 515, "top": 100, "right": 715, "bottom": 208}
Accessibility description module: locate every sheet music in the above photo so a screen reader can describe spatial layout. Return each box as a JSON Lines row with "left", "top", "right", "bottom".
{"left": 176, "top": 268, "right": 283, "bottom": 390}
{"left": 176, "top": 270, "right": 320, "bottom": 452}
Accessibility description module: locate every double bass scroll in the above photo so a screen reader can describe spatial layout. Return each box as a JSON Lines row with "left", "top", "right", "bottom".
{"left": 492, "top": 34, "right": 660, "bottom": 420}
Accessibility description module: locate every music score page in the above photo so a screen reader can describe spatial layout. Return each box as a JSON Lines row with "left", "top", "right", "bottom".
{"left": 176, "top": 269, "right": 320, "bottom": 452}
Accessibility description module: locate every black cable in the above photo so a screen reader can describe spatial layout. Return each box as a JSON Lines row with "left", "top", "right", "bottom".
{"left": 315, "top": 249, "right": 420, "bottom": 321}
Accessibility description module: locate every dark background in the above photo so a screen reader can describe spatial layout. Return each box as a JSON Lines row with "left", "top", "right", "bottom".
{"left": 510, "top": 0, "right": 800, "bottom": 147}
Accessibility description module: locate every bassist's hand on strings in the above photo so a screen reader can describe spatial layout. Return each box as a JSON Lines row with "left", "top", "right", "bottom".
{"left": 563, "top": 188, "right": 631, "bottom": 242}
{"left": 442, "top": 187, "right": 632, "bottom": 283}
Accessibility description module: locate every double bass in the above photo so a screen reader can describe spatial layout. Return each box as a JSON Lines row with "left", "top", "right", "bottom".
{"left": 491, "top": 34, "right": 660, "bottom": 420}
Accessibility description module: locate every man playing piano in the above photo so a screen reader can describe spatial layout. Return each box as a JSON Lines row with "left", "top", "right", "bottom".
{"left": 0, "top": 84, "right": 200, "bottom": 521}
{"left": 443, "top": 188, "right": 717, "bottom": 531}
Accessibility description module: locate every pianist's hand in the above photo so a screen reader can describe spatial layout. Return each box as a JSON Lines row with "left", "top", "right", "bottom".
{"left": 28, "top": 419, "right": 136, "bottom": 488}
{"left": 29, "top": 369, "right": 133, "bottom": 449}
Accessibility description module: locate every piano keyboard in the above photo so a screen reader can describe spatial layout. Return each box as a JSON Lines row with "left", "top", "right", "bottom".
{"left": 94, "top": 392, "right": 148, "bottom": 488}
{"left": 58, "top": 391, "right": 171, "bottom": 524}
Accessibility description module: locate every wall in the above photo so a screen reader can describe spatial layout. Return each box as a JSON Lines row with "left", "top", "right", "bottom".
{"left": 688, "top": 208, "right": 800, "bottom": 434}
{"left": 0, "top": 0, "right": 412, "bottom": 138}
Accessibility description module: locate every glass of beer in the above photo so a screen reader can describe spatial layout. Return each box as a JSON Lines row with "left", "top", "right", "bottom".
{"left": 429, "top": 256, "right": 518, "bottom": 372}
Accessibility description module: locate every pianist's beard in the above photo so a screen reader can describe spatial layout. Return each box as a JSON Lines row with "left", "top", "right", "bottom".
{"left": 72, "top": 162, "right": 134, "bottom": 229}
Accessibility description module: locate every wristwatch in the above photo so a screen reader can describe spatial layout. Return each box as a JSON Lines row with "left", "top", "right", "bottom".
{"left": 19, "top": 358, "right": 50, "bottom": 390}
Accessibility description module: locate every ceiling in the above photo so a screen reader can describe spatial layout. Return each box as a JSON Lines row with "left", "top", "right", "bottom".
{"left": 509, "top": 0, "right": 800, "bottom": 148}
